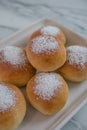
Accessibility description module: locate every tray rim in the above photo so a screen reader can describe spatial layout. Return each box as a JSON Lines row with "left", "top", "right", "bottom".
{"left": 0, "top": 18, "right": 87, "bottom": 44}
{"left": 0, "top": 18, "right": 87, "bottom": 130}
{"left": 0, "top": 18, "right": 46, "bottom": 43}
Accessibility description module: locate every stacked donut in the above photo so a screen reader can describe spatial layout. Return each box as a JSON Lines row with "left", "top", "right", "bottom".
{"left": 0, "top": 25, "right": 87, "bottom": 130}
{"left": 26, "top": 25, "right": 68, "bottom": 115}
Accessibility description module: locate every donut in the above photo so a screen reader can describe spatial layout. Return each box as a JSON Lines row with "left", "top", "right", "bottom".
{"left": 0, "top": 46, "right": 36, "bottom": 87}
{"left": 0, "top": 82, "right": 26, "bottom": 130}
{"left": 26, "top": 35, "right": 66, "bottom": 71}
{"left": 26, "top": 72, "right": 68, "bottom": 115}
{"left": 59, "top": 45, "right": 87, "bottom": 82}
{"left": 30, "top": 25, "right": 66, "bottom": 45}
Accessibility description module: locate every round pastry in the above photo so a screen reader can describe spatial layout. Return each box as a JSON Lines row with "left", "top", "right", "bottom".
{"left": 30, "top": 25, "right": 66, "bottom": 45}
{"left": 26, "top": 35, "right": 66, "bottom": 71}
{"left": 0, "top": 46, "right": 36, "bottom": 87}
{"left": 26, "top": 72, "right": 68, "bottom": 115}
{"left": 0, "top": 82, "right": 26, "bottom": 130}
{"left": 59, "top": 45, "right": 87, "bottom": 82}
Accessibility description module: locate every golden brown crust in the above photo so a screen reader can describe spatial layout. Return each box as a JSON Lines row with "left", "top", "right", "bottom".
{"left": 59, "top": 62, "right": 87, "bottom": 82}
{"left": 29, "top": 26, "right": 66, "bottom": 45}
{"left": 26, "top": 73, "right": 68, "bottom": 115}
{"left": 26, "top": 36, "right": 66, "bottom": 72}
{"left": 0, "top": 82, "right": 26, "bottom": 130}
{"left": 0, "top": 47, "right": 36, "bottom": 87}
{"left": 58, "top": 45, "right": 87, "bottom": 82}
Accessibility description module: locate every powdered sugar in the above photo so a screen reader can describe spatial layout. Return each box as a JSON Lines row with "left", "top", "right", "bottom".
{"left": 31, "top": 35, "right": 59, "bottom": 54}
{"left": 0, "top": 46, "right": 27, "bottom": 65}
{"left": 41, "top": 26, "right": 60, "bottom": 36}
{"left": 67, "top": 46, "right": 87, "bottom": 68}
{"left": 0, "top": 84, "right": 16, "bottom": 112}
{"left": 34, "top": 73, "right": 62, "bottom": 100}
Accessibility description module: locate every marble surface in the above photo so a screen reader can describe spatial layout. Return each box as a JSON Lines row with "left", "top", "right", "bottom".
{"left": 0, "top": 0, "right": 87, "bottom": 129}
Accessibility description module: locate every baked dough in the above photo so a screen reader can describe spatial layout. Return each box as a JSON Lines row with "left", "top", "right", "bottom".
{"left": 0, "top": 82, "right": 26, "bottom": 130}
{"left": 30, "top": 25, "right": 66, "bottom": 45}
{"left": 26, "top": 35, "right": 66, "bottom": 71}
{"left": 0, "top": 46, "right": 36, "bottom": 87}
{"left": 26, "top": 72, "right": 68, "bottom": 115}
{"left": 59, "top": 45, "right": 87, "bottom": 82}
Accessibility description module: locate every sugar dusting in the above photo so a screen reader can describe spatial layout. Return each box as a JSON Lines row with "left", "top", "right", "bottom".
{"left": 67, "top": 46, "right": 87, "bottom": 68}
{"left": 0, "top": 46, "right": 27, "bottom": 65}
{"left": 41, "top": 26, "right": 60, "bottom": 36}
{"left": 31, "top": 35, "right": 59, "bottom": 54}
{"left": 0, "top": 84, "right": 16, "bottom": 112}
{"left": 34, "top": 73, "right": 62, "bottom": 100}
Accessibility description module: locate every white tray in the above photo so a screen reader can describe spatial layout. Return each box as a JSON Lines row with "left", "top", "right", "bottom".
{"left": 0, "top": 19, "right": 87, "bottom": 130}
